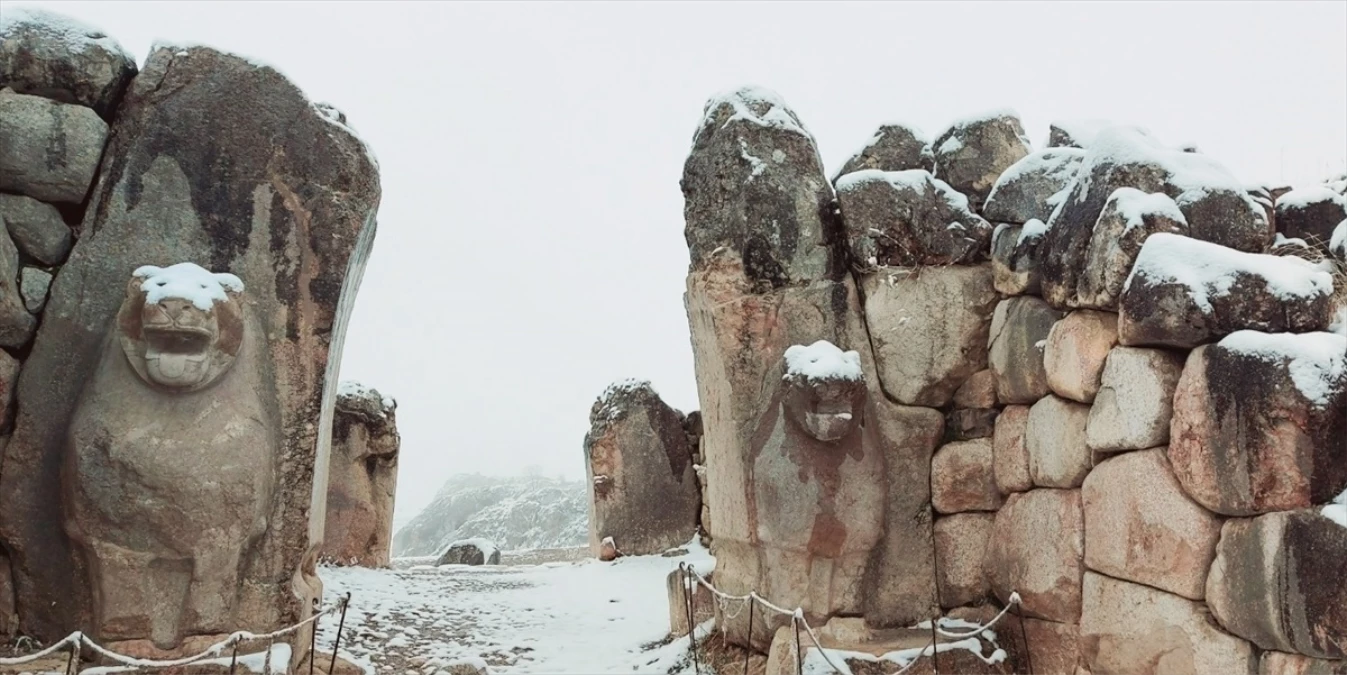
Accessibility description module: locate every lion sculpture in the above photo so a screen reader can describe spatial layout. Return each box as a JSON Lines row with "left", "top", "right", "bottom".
{"left": 63, "top": 263, "right": 279, "bottom": 649}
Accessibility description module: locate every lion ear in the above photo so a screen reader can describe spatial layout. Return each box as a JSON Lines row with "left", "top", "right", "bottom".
{"left": 126, "top": 269, "right": 154, "bottom": 300}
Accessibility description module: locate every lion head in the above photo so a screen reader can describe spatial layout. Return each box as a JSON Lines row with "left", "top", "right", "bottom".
{"left": 116, "top": 263, "right": 246, "bottom": 392}
{"left": 781, "top": 341, "right": 867, "bottom": 442}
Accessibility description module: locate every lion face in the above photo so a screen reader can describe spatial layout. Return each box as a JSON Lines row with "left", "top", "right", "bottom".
{"left": 117, "top": 263, "right": 246, "bottom": 392}
{"left": 784, "top": 375, "right": 866, "bottom": 442}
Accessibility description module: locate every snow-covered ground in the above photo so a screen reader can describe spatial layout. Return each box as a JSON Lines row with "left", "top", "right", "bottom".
{"left": 315, "top": 541, "right": 714, "bottom": 675}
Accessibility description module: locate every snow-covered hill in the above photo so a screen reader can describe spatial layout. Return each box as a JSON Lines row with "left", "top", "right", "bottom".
{"left": 392, "top": 474, "right": 589, "bottom": 556}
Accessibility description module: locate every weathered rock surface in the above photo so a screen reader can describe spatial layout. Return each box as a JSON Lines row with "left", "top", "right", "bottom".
{"left": 932, "top": 439, "right": 1002, "bottom": 514}
{"left": 1001, "top": 618, "right": 1081, "bottom": 675}
{"left": 988, "top": 296, "right": 1064, "bottom": 404}
{"left": 1206, "top": 511, "right": 1347, "bottom": 659}
{"left": 1276, "top": 186, "right": 1347, "bottom": 248}
{"left": 982, "top": 148, "right": 1083, "bottom": 224}
{"left": 1332, "top": 219, "right": 1346, "bottom": 262}
{"left": 0, "top": 193, "right": 74, "bottom": 265}
{"left": 861, "top": 403, "right": 945, "bottom": 629}
{"left": 833, "top": 123, "right": 932, "bottom": 179}
{"left": 0, "top": 88, "right": 108, "bottom": 203}
{"left": 584, "top": 380, "right": 700, "bottom": 557}
{"left": 682, "top": 87, "right": 835, "bottom": 289}
{"left": 933, "top": 513, "right": 993, "bottom": 608}
{"left": 0, "top": 349, "right": 19, "bottom": 429}
{"left": 1119, "top": 234, "right": 1335, "bottom": 348}
{"left": 860, "top": 265, "right": 996, "bottom": 406}
{"left": 435, "top": 539, "right": 501, "bottom": 566}
{"left": 1048, "top": 120, "right": 1109, "bottom": 149}
{"left": 837, "top": 170, "right": 992, "bottom": 270}
{"left": 1086, "top": 346, "right": 1185, "bottom": 453}
{"left": 992, "top": 405, "right": 1032, "bottom": 495}
{"left": 986, "top": 489, "right": 1084, "bottom": 622}
{"left": 0, "top": 550, "right": 13, "bottom": 637}
{"left": 1080, "top": 571, "right": 1257, "bottom": 675}
{"left": 1169, "top": 333, "right": 1347, "bottom": 515}
{"left": 990, "top": 221, "right": 1046, "bottom": 296}
{"left": 945, "top": 408, "right": 998, "bottom": 441}
{"left": 0, "top": 44, "right": 380, "bottom": 660}
{"left": 321, "top": 382, "right": 399, "bottom": 568}
{"left": 0, "top": 230, "right": 37, "bottom": 348}
{"left": 1082, "top": 449, "right": 1222, "bottom": 599}
{"left": 931, "top": 111, "right": 1033, "bottom": 210}
{"left": 953, "top": 370, "right": 997, "bottom": 409}
{"left": 1044, "top": 310, "right": 1119, "bottom": 403}
{"left": 1040, "top": 126, "right": 1271, "bottom": 308}
{"left": 19, "top": 266, "right": 53, "bottom": 314}
{"left": 1076, "top": 188, "right": 1188, "bottom": 310}
{"left": 1026, "top": 395, "right": 1092, "bottom": 489}
{"left": 1260, "top": 652, "right": 1347, "bottom": 675}
{"left": 667, "top": 568, "right": 714, "bottom": 637}
{"left": 0, "top": 7, "right": 137, "bottom": 117}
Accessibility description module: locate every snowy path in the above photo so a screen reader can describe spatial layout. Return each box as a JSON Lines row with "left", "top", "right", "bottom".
{"left": 316, "top": 546, "right": 712, "bottom": 675}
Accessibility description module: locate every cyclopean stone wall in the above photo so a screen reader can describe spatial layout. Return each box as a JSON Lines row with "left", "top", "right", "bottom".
{"left": 672, "top": 86, "right": 1347, "bottom": 673}
{"left": 0, "top": 9, "right": 381, "bottom": 672}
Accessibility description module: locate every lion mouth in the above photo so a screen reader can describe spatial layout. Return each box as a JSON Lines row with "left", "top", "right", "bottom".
{"left": 143, "top": 326, "right": 214, "bottom": 386}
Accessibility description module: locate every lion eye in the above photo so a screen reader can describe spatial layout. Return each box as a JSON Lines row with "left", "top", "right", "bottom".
{"left": 156, "top": 281, "right": 167, "bottom": 287}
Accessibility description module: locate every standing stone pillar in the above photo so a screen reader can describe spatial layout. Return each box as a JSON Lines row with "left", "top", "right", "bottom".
{"left": 0, "top": 44, "right": 379, "bottom": 669}
{"left": 681, "top": 87, "right": 935, "bottom": 651}
{"left": 321, "top": 382, "right": 400, "bottom": 568}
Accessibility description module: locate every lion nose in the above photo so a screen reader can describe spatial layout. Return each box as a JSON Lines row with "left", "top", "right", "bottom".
{"left": 159, "top": 298, "right": 194, "bottom": 320}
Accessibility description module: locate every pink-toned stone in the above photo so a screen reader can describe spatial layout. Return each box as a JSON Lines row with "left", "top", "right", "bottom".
{"left": 953, "top": 369, "right": 998, "bottom": 409}
{"left": 993, "top": 405, "right": 1032, "bottom": 494}
{"left": 1043, "top": 310, "right": 1119, "bottom": 403}
{"left": 933, "top": 513, "right": 993, "bottom": 608}
{"left": 1080, "top": 571, "right": 1256, "bottom": 675}
{"left": 1026, "top": 395, "right": 1092, "bottom": 489}
{"left": 986, "top": 489, "right": 1084, "bottom": 622}
{"left": 1260, "top": 651, "right": 1347, "bottom": 675}
{"left": 1169, "top": 336, "right": 1347, "bottom": 516}
{"left": 1206, "top": 511, "right": 1347, "bottom": 660}
{"left": 932, "top": 439, "right": 1002, "bottom": 514}
{"left": 1081, "top": 449, "right": 1222, "bottom": 600}
{"left": 1001, "top": 618, "right": 1082, "bottom": 675}
{"left": 1085, "top": 347, "right": 1185, "bottom": 453}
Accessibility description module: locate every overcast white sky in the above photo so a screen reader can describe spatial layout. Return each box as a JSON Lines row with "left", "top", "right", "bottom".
{"left": 12, "top": 1, "right": 1347, "bottom": 521}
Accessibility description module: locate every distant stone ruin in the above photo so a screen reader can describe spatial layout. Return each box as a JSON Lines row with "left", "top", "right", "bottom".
{"left": 663, "top": 86, "right": 1347, "bottom": 673}
{"left": 0, "top": 7, "right": 381, "bottom": 671}
{"left": 583, "top": 380, "right": 702, "bottom": 558}
{"left": 321, "top": 381, "right": 400, "bottom": 568}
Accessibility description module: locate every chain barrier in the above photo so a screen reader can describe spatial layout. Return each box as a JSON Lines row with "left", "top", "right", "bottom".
{"left": 679, "top": 563, "right": 1022, "bottom": 675}
{"left": 0, "top": 594, "right": 350, "bottom": 673}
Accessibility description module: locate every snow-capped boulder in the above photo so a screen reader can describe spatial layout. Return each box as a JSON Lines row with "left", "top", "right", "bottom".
{"left": 436, "top": 538, "right": 502, "bottom": 566}
{"left": 1118, "top": 233, "right": 1335, "bottom": 348}
{"left": 584, "top": 379, "right": 699, "bottom": 558}
{"left": 1047, "top": 120, "right": 1111, "bottom": 149}
{"left": 321, "top": 381, "right": 399, "bottom": 568}
{"left": 0, "top": 7, "right": 137, "bottom": 117}
{"left": 1168, "top": 332, "right": 1347, "bottom": 515}
{"left": 682, "top": 86, "right": 834, "bottom": 289}
{"left": 1275, "top": 186, "right": 1347, "bottom": 249}
{"left": 990, "top": 220, "right": 1046, "bottom": 296}
{"left": 859, "top": 265, "right": 996, "bottom": 406}
{"left": 1206, "top": 510, "right": 1347, "bottom": 659}
{"left": 1076, "top": 188, "right": 1188, "bottom": 310}
{"left": 836, "top": 169, "right": 993, "bottom": 270}
{"left": 931, "top": 110, "right": 1033, "bottom": 210}
{"left": 0, "top": 193, "right": 73, "bottom": 265}
{"left": 982, "top": 148, "right": 1084, "bottom": 224}
{"left": 833, "top": 123, "right": 932, "bottom": 180}
{"left": 0, "top": 89, "right": 108, "bottom": 204}
{"left": 988, "top": 296, "right": 1064, "bottom": 404}
{"left": 1040, "top": 126, "right": 1271, "bottom": 308}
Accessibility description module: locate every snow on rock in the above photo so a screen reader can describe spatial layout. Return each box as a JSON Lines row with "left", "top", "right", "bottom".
{"left": 1325, "top": 488, "right": 1347, "bottom": 528}
{"left": 693, "top": 85, "right": 812, "bottom": 146}
{"left": 338, "top": 379, "right": 396, "bottom": 413}
{"left": 931, "top": 109, "right": 1033, "bottom": 210}
{"left": 0, "top": 6, "right": 137, "bottom": 116}
{"left": 1278, "top": 185, "right": 1347, "bottom": 210}
{"left": 982, "top": 148, "right": 1085, "bottom": 224}
{"left": 833, "top": 122, "right": 933, "bottom": 180}
{"left": 1330, "top": 219, "right": 1347, "bottom": 261}
{"left": 1108, "top": 188, "right": 1188, "bottom": 233}
{"left": 784, "top": 340, "right": 864, "bottom": 382}
{"left": 393, "top": 475, "right": 588, "bottom": 557}
{"left": 133, "top": 262, "right": 243, "bottom": 310}
{"left": 1218, "top": 331, "right": 1347, "bottom": 408}
{"left": 1275, "top": 186, "right": 1347, "bottom": 249}
{"left": 315, "top": 545, "right": 715, "bottom": 675}
{"left": 836, "top": 169, "right": 993, "bottom": 269}
{"left": 1047, "top": 119, "right": 1113, "bottom": 149}
{"left": 1119, "top": 233, "right": 1335, "bottom": 348}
